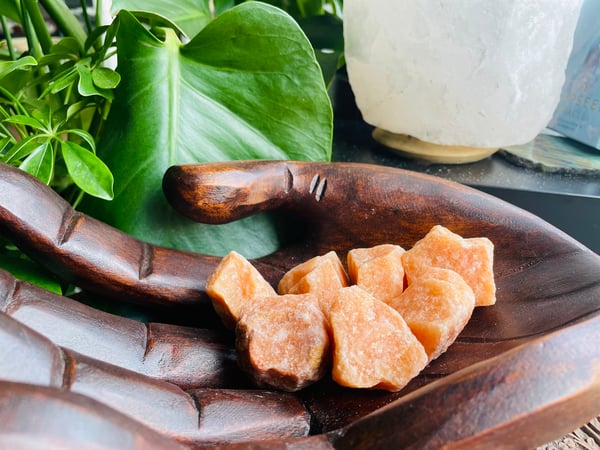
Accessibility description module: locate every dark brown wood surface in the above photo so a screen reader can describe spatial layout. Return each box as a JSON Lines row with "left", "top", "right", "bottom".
{"left": 0, "top": 381, "right": 187, "bottom": 450}
{"left": 0, "top": 268, "right": 246, "bottom": 389}
{"left": 1, "top": 160, "right": 599, "bottom": 448}
{"left": 0, "top": 310, "right": 311, "bottom": 446}
{"left": 0, "top": 163, "right": 222, "bottom": 310}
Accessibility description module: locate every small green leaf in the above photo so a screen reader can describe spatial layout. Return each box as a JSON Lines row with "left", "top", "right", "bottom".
{"left": 45, "top": 65, "right": 78, "bottom": 95}
{"left": 37, "top": 52, "right": 75, "bottom": 66}
{"left": 76, "top": 63, "right": 114, "bottom": 99}
{"left": 66, "top": 100, "right": 92, "bottom": 121}
{"left": 62, "top": 128, "right": 96, "bottom": 150}
{"left": 49, "top": 36, "right": 82, "bottom": 56}
{"left": 91, "top": 66, "right": 121, "bottom": 89}
{"left": 4, "top": 114, "right": 46, "bottom": 131}
{"left": 2, "top": 135, "right": 47, "bottom": 163}
{"left": 30, "top": 105, "right": 53, "bottom": 131}
{"left": 297, "top": 14, "right": 344, "bottom": 85}
{"left": 0, "top": 56, "right": 38, "bottom": 79}
{"left": 19, "top": 142, "right": 54, "bottom": 184}
{"left": 61, "top": 140, "right": 114, "bottom": 200}
{"left": 328, "top": 0, "right": 343, "bottom": 18}
{"left": 0, "top": 137, "right": 12, "bottom": 154}
{"left": 76, "top": 63, "right": 95, "bottom": 95}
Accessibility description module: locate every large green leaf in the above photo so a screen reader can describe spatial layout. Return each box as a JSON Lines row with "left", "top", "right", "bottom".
{"left": 0, "top": 0, "right": 21, "bottom": 23}
{"left": 111, "top": 0, "right": 212, "bottom": 38}
{"left": 82, "top": 4, "right": 332, "bottom": 258}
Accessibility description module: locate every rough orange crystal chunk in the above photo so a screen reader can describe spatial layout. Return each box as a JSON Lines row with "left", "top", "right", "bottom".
{"left": 401, "top": 225, "right": 496, "bottom": 306}
{"left": 329, "top": 286, "right": 428, "bottom": 392}
{"left": 236, "top": 294, "right": 330, "bottom": 392}
{"left": 278, "top": 251, "right": 349, "bottom": 312}
{"left": 205, "top": 251, "right": 276, "bottom": 329}
{"left": 347, "top": 244, "right": 406, "bottom": 303}
{"left": 388, "top": 267, "right": 475, "bottom": 361}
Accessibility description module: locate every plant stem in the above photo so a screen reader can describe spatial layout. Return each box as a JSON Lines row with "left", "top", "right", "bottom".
{"left": 80, "top": 0, "right": 93, "bottom": 34}
{"left": 21, "top": 0, "right": 53, "bottom": 55}
{"left": 71, "top": 188, "right": 85, "bottom": 209}
{"left": 0, "top": 16, "right": 17, "bottom": 60}
{"left": 0, "top": 85, "right": 29, "bottom": 116}
{"left": 86, "top": 97, "right": 110, "bottom": 141}
{"left": 19, "top": 0, "right": 42, "bottom": 60}
{"left": 96, "top": 0, "right": 105, "bottom": 26}
{"left": 0, "top": 106, "right": 17, "bottom": 142}
{"left": 39, "top": 0, "right": 88, "bottom": 49}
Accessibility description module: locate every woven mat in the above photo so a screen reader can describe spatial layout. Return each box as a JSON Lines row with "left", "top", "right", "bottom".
{"left": 537, "top": 417, "right": 600, "bottom": 450}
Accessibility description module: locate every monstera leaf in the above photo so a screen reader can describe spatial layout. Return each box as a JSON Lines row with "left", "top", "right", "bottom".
{"left": 111, "top": 0, "right": 211, "bottom": 38}
{"left": 82, "top": 4, "right": 333, "bottom": 258}
{"left": 0, "top": 0, "right": 21, "bottom": 22}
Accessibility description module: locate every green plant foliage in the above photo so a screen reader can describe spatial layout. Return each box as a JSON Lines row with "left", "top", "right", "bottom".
{"left": 0, "top": 0, "right": 21, "bottom": 23}
{"left": 0, "top": 243, "right": 63, "bottom": 294}
{"left": 111, "top": 0, "right": 212, "bottom": 38}
{"left": 61, "top": 140, "right": 114, "bottom": 200}
{"left": 260, "top": 0, "right": 342, "bottom": 18}
{"left": 111, "top": 0, "right": 345, "bottom": 86}
{"left": 1, "top": 0, "right": 338, "bottom": 290}
{"left": 82, "top": 4, "right": 333, "bottom": 257}
{"left": 0, "top": 1, "right": 118, "bottom": 205}
{"left": 259, "top": 0, "right": 344, "bottom": 85}
{"left": 1, "top": 106, "right": 114, "bottom": 204}
{"left": 0, "top": 0, "right": 119, "bottom": 289}
{"left": 297, "top": 13, "right": 344, "bottom": 86}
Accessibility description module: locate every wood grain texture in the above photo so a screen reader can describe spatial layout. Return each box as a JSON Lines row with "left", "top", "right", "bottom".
{"left": 0, "top": 268, "right": 245, "bottom": 389}
{"left": 0, "top": 163, "right": 233, "bottom": 310}
{"left": 0, "top": 381, "right": 187, "bottom": 450}
{"left": 0, "top": 311, "right": 311, "bottom": 446}
{"left": 0, "top": 160, "right": 599, "bottom": 448}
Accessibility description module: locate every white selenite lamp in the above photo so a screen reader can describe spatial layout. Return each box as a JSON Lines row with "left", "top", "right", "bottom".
{"left": 344, "top": 0, "right": 584, "bottom": 163}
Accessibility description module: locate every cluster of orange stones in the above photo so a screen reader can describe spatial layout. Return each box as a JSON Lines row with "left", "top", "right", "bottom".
{"left": 206, "top": 225, "right": 496, "bottom": 393}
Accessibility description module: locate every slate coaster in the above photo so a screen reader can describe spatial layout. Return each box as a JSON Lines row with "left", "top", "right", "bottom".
{"left": 500, "top": 132, "right": 600, "bottom": 175}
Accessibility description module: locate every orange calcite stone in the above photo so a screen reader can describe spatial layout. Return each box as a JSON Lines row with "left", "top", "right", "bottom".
{"left": 205, "top": 251, "right": 276, "bottom": 329}
{"left": 329, "top": 286, "right": 428, "bottom": 392}
{"left": 388, "top": 267, "right": 475, "bottom": 361}
{"left": 278, "top": 251, "right": 349, "bottom": 313}
{"left": 402, "top": 225, "right": 496, "bottom": 306}
{"left": 347, "top": 244, "right": 406, "bottom": 303}
{"left": 236, "top": 293, "right": 330, "bottom": 392}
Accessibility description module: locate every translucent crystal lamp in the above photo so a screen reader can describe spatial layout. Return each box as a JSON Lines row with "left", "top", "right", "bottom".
{"left": 344, "top": 1, "right": 584, "bottom": 163}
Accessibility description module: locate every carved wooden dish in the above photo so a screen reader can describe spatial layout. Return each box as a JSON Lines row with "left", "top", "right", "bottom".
{"left": 0, "top": 160, "right": 598, "bottom": 449}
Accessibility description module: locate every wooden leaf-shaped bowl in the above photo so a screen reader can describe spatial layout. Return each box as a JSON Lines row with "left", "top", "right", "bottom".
{"left": 0, "top": 160, "right": 599, "bottom": 449}
{"left": 164, "top": 161, "right": 600, "bottom": 447}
